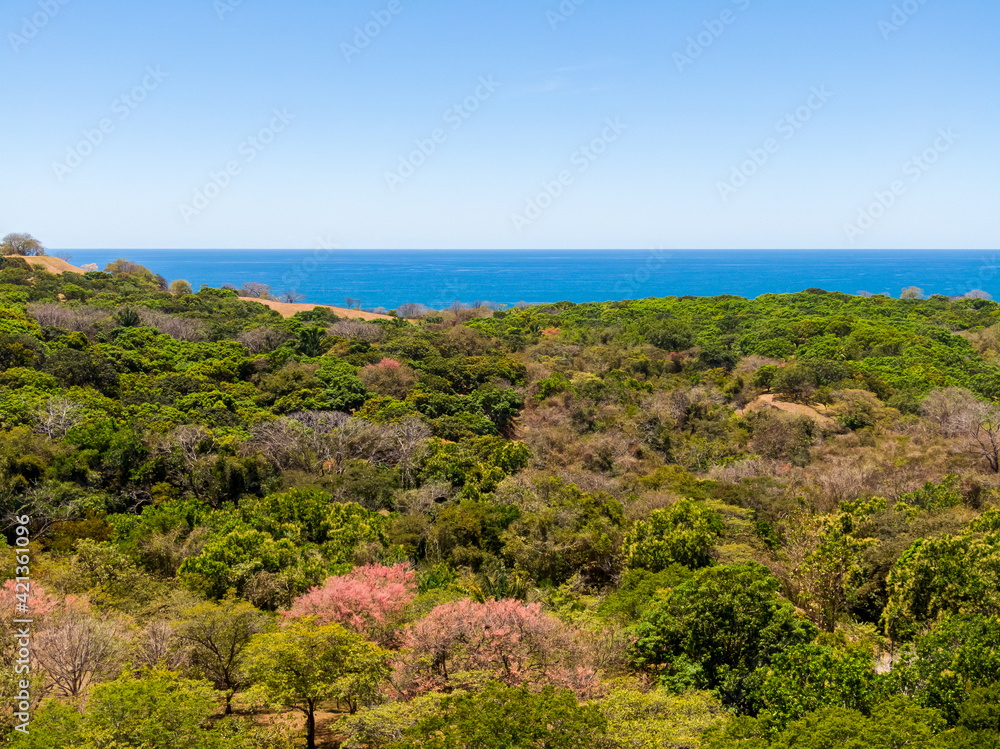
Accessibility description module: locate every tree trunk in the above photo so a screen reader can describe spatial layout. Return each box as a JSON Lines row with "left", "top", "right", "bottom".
{"left": 306, "top": 705, "right": 317, "bottom": 749}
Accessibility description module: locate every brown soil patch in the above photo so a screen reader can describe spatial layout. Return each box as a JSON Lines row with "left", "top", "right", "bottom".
{"left": 738, "top": 393, "right": 838, "bottom": 429}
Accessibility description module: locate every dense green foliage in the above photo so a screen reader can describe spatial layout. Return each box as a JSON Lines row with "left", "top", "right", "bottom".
{"left": 7, "top": 263, "right": 1000, "bottom": 746}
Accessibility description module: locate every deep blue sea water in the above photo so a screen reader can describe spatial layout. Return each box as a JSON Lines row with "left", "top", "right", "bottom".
{"left": 61, "top": 250, "right": 1000, "bottom": 310}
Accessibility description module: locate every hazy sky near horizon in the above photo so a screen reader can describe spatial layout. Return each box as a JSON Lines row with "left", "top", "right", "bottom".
{"left": 2, "top": 0, "right": 998, "bottom": 250}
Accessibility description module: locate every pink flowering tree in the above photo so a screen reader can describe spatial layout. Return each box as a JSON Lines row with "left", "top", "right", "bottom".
{"left": 1, "top": 579, "right": 60, "bottom": 673}
{"left": 1, "top": 579, "right": 58, "bottom": 628}
{"left": 393, "top": 598, "right": 601, "bottom": 698}
{"left": 284, "top": 564, "right": 416, "bottom": 646}
{"left": 358, "top": 359, "right": 417, "bottom": 399}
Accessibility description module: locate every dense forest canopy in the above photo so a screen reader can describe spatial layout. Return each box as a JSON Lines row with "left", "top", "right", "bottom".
{"left": 4, "top": 254, "right": 1000, "bottom": 747}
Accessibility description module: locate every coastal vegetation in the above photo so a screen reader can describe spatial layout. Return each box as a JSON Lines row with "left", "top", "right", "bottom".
{"left": 5, "top": 253, "right": 1000, "bottom": 746}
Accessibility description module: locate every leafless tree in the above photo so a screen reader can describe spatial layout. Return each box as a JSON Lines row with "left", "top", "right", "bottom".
{"left": 390, "top": 417, "right": 432, "bottom": 487}
{"left": 35, "top": 609, "right": 128, "bottom": 697}
{"left": 34, "top": 397, "right": 83, "bottom": 440}
{"left": 923, "top": 387, "right": 1000, "bottom": 472}
{"left": 968, "top": 408, "right": 1000, "bottom": 473}
{"left": 329, "top": 320, "right": 384, "bottom": 342}
{"left": 396, "top": 302, "right": 429, "bottom": 319}
{"left": 289, "top": 411, "right": 351, "bottom": 468}
{"left": 242, "top": 418, "right": 310, "bottom": 470}
{"left": 26, "top": 303, "right": 109, "bottom": 336}
{"left": 322, "top": 417, "right": 391, "bottom": 472}
{"left": 136, "top": 307, "right": 206, "bottom": 341}
{"left": 153, "top": 426, "right": 216, "bottom": 499}
{"left": 236, "top": 326, "right": 292, "bottom": 354}
{"left": 280, "top": 290, "right": 306, "bottom": 303}
{"left": 238, "top": 282, "right": 272, "bottom": 299}
{"left": 133, "top": 620, "right": 187, "bottom": 670}
{"left": 921, "top": 386, "right": 985, "bottom": 438}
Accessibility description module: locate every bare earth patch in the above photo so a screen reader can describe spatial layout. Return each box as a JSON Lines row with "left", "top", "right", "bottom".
{"left": 738, "top": 393, "right": 838, "bottom": 429}
{"left": 24, "top": 256, "right": 88, "bottom": 275}
{"left": 249, "top": 298, "right": 397, "bottom": 321}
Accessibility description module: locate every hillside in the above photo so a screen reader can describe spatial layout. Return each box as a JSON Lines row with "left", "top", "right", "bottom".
{"left": 23, "top": 254, "right": 88, "bottom": 275}
{"left": 4, "top": 260, "right": 1000, "bottom": 747}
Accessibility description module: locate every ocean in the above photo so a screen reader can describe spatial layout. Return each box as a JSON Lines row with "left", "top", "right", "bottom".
{"left": 60, "top": 250, "right": 1000, "bottom": 311}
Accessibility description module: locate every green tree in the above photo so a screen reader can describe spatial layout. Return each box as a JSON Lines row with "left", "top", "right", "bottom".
{"left": 883, "top": 528, "right": 1000, "bottom": 640}
{"left": 12, "top": 669, "right": 291, "bottom": 749}
{"left": 170, "top": 279, "right": 193, "bottom": 295}
{"left": 388, "top": 683, "right": 607, "bottom": 749}
{"left": 783, "top": 499, "right": 882, "bottom": 633}
{"left": 176, "top": 597, "right": 271, "bottom": 714}
{"left": 755, "top": 643, "right": 886, "bottom": 731}
{"left": 245, "top": 619, "right": 389, "bottom": 749}
{"left": 624, "top": 499, "right": 724, "bottom": 572}
{"left": 630, "top": 563, "right": 817, "bottom": 712}
{"left": 1, "top": 232, "right": 45, "bottom": 256}
{"left": 890, "top": 615, "right": 1000, "bottom": 725}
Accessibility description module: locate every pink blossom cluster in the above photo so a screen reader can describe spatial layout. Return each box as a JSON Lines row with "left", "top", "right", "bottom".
{"left": 284, "top": 564, "right": 417, "bottom": 645}
{"left": 393, "top": 598, "right": 601, "bottom": 698}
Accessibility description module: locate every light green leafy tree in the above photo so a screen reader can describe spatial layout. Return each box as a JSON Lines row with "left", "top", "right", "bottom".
{"left": 782, "top": 498, "right": 883, "bottom": 633}
{"left": 11, "top": 669, "right": 292, "bottom": 749}
{"left": 245, "top": 619, "right": 389, "bottom": 749}
{"left": 624, "top": 499, "right": 724, "bottom": 572}
{"left": 176, "top": 597, "right": 272, "bottom": 714}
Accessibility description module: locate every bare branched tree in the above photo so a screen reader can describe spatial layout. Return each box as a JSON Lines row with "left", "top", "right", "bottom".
{"left": 923, "top": 387, "right": 1000, "bottom": 473}
{"left": 238, "top": 282, "right": 272, "bottom": 299}
{"left": 236, "top": 326, "right": 292, "bottom": 354}
{"left": 242, "top": 418, "right": 310, "bottom": 471}
{"left": 396, "top": 302, "right": 429, "bottom": 319}
{"left": 133, "top": 620, "right": 187, "bottom": 670}
{"left": 328, "top": 320, "right": 384, "bottom": 342}
{"left": 34, "top": 397, "right": 83, "bottom": 440}
{"left": 136, "top": 308, "right": 206, "bottom": 341}
{"left": 35, "top": 609, "right": 128, "bottom": 697}
{"left": 391, "top": 417, "right": 432, "bottom": 488}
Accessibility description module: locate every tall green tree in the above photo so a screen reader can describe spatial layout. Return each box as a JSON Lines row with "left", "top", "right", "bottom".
{"left": 245, "top": 619, "right": 389, "bottom": 749}
{"left": 630, "top": 563, "right": 816, "bottom": 712}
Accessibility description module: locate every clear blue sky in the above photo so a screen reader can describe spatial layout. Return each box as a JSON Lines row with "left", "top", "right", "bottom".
{"left": 2, "top": 0, "right": 997, "bottom": 250}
